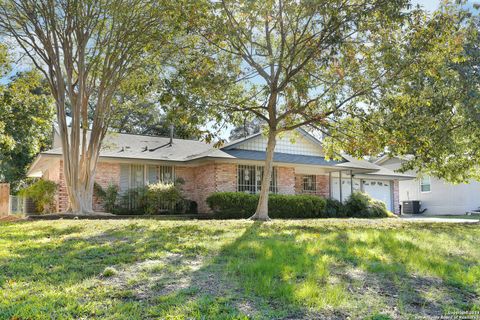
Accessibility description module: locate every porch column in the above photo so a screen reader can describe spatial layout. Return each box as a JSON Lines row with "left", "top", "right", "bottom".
{"left": 350, "top": 170, "right": 353, "bottom": 195}
{"left": 339, "top": 170, "right": 343, "bottom": 202}
{"left": 328, "top": 172, "right": 332, "bottom": 199}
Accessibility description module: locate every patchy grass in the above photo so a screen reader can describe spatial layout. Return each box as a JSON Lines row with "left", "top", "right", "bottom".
{"left": 0, "top": 219, "right": 479, "bottom": 319}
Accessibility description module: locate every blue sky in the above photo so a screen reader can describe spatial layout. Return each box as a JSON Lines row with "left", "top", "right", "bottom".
{"left": 412, "top": 0, "right": 439, "bottom": 11}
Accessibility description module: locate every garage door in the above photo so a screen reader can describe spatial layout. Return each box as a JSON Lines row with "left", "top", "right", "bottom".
{"left": 362, "top": 180, "right": 392, "bottom": 211}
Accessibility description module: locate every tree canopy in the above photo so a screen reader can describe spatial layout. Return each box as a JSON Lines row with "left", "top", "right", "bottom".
{"left": 0, "top": 0, "right": 177, "bottom": 213}
{"left": 182, "top": 0, "right": 468, "bottom": 219}
{"left": 326, "top": 4, "right": 480, "bottom": 183}
{"left": 0, "top": 63, "right": 55, "bottom": 191}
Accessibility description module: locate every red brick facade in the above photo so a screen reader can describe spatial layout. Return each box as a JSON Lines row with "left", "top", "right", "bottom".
{"left": 393, "top": 180, "right": 400, "bottom": 214}
{"left": 45, "top": 160, "right": 401, "bottom": 214}
{"left": 294, "top": 174, "right": 330, "bottom": 197}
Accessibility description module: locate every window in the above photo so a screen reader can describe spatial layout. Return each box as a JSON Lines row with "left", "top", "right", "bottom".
{"left": 120, "top": 164, "right": 175, "bottom": 192}
{"left": 303, "top": 175, "right": 316, "bottom": 192}
{"left": 237, "top": 165, "right": 277, "bottom": 194}
{"left": 420, "top": 176, "right": 431, "bottom": 192}
{"left": 147, "top": 165, "right": 174, "bottom": 184}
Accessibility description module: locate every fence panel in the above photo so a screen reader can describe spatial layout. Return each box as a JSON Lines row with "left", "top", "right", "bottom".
{"left": 9, "top": 196, "right": 26, "bottom": 215}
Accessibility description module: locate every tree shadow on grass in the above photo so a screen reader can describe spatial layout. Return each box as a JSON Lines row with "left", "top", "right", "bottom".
{"left": 1, "top": 221, "right": 479, "bottom": 319}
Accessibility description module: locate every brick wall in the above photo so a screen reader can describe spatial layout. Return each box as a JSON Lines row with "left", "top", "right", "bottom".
{"left": 92, "top": 162, "right": 121, "bottom": 211}
{"left": 393, "top": 179, "right": 400, "bottom": 214}
{"left": 294, "top": 173, "right": 330, "bottom": 197}
{"left": 277, "top": 167, "right": 295, "bottom": 194}
{"left": 194, "top": 163, "right": 217, "bottom": 213}
{"left": 48, "top": 160, "right": 120, "bottom": 213}
{"left": 0, "top": 183, "right": 10, "bottom": 215}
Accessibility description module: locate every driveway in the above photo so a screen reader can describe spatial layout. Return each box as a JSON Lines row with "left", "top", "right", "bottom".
{"left": 400, "top": 214, "right": 479, "bottom": 223}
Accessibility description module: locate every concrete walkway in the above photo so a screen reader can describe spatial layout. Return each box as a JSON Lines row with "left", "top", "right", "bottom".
{"left": 400, "top": 215, "right": 479, "bottom": 223}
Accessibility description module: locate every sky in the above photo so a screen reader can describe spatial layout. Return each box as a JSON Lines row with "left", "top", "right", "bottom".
{"left": 412, "top": 0, "right": 439, "bottom": 11}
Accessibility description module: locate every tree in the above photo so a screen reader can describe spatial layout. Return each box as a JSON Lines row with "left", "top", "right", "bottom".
{"left": 0, "top": 0, "right": 173, "bottom": 214}
{"left": 192, "top": 0, "right": 454, "bottom": 220}
{"left": 229, "top": 118, "right": 262, "bottom": 141}
{"left": 325, "top": 3, "right": 479, "bottom": 183}
{"left": 0, "top": 70, "right": 55, "bottom": 191}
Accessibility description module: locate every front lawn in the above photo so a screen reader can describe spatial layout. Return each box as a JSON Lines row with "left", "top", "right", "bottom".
{"left": 0, "top": 219, "right": 479, "bottom": 319}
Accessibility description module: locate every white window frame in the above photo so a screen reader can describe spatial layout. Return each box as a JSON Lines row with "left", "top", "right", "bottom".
{"left": 237, "top": 165, "right": 277, "bottom": 194}
{"left": 420, "top": 176, "right": 431, "bottom": 193}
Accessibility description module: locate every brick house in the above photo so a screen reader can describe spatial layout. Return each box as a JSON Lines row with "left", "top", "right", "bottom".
{"left": 27, "top": 127, "right": 413, "bottom": 214}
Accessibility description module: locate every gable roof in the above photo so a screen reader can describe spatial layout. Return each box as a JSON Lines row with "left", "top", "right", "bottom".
{"left": 29, "top": 127, "right": 414, "bottom": 180}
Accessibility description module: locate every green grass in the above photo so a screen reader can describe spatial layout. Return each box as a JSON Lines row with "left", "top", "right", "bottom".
{"left": 0, "top": 219, "right": 479, "bottom": 319}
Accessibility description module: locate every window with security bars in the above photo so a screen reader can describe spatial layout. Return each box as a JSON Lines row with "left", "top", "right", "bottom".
{"left": 237, "top": 165, "right": 277, "bottom": 194}
{"left": 302, "top": 175, "right": 316, "bottom": 193}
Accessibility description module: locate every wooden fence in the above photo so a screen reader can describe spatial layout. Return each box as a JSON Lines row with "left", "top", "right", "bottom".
{"left": 0, "top": 183, "right": 10, "bottom": 215}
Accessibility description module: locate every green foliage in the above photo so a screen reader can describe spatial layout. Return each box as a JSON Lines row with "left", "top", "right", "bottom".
{"left": 144, "top": 182, "right": 185, "bottom": 215}
{"left": 94, "top": 183, "right": 119, "bottom": 213}
{"left": 343, "top": 192, "right": 394, "bottom": 218}
{"left": 95, "top": 182, "right": 187, "bottom": 215}
{"left": 324, "top": 198, "right": 347, "bottom": 218}
{"left": 0, "top": 220, "right": 478, "bottom": 319}
{"left": 102, "top": 267, "right": 118, "bottom": 278}
{"left": 207, "top": 192, "right": 327, "bottom": 219}
{"left": 19, "top": 179, "right": 57, "bottom": 214}
{"left": 0, "top": 70, "right": 54, "bottom": 191}
{"left": 207, "top": 192, "right": 395, "bottom": 219}
{"left": 325, "top": 6, "right": 480, "bottom": 183}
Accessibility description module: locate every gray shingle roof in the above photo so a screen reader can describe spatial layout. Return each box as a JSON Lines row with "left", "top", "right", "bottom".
{"left": 223, "top": 149, "right": 345, "bottom": 166}
{"left": 44, "top": 132, "right": 229, "bottom": 162}
{"left": 36, "top": 129, "right": 413, "bottom": 179}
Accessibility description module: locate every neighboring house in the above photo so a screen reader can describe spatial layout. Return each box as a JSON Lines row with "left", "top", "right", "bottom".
{"left": 376, "top": 156, "right": 480, "bottom": 215}
{"left": 28, "top": 127, "right": 413, "bottom": 214}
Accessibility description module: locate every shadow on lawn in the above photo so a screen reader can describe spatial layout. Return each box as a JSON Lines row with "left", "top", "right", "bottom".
{"left": 1, "top": 221, "right": 479, "bottom": 319}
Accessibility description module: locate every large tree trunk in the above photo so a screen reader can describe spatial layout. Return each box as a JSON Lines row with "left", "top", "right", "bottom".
{"left": 62, "top": 128, "right": 102, "bottom": 215}
{"left": 250, "top": 129, "right": 277, "bottom": 221}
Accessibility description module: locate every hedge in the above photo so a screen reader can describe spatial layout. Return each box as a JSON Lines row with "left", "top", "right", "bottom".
{"left": 206, "top": 191, "right": 395, "bottom": 219}
{"left": 207, "top": 192, "right": 326, "bottom": 219}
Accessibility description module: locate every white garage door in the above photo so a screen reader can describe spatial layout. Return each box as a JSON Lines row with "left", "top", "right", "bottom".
{"left": 362, "top": 180, "right": 392, "bottom": 211}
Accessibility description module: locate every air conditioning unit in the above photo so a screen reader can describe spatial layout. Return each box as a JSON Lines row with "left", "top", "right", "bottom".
{"left": 402, "top": 201, "right": 426, "bottom": 214}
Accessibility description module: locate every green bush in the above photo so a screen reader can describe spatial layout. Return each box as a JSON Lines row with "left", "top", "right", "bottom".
{"left": 19, "top": 179, "right": 57, "bottom": 214}
{"left": 324, "top": 198, "right": 347, "bottom": 218}
{"left": 207, "top": 191, "right": 395, "bottom": 219}
{"left": 94, "top": 183, "right": 119, "bottom": 213}
{"left": 144, "top": 182, "right": 184, "bottom": 215}
{"left": 343, "top": 192, "right": 394, "bottom": 218}
{"left": 207, "top": 192, "right": 326, "bottom": 219}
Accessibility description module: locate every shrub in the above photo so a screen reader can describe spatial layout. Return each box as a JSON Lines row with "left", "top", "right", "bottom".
{"left": 206, "top": 192, "right": 326, "bottom": 219}
{"left": 324, "top": 198, "right": 346, "bottom": 218}
{"left": 19, "top": 179, "right": 57, "bottom": 214}
{"left": 144, "top": 182, "right": 184, "bottom": 215}
{"left": 206, "top": 192, "right": 257, "bottom": 218}
{"left": 94, "top": 183, "right": 119, "bottom": 213}
{"left": 207, "top": 191, "right": 395, "bottom": 219}
{"left": 343, "top": 192, "right": 393, "bottom": 218}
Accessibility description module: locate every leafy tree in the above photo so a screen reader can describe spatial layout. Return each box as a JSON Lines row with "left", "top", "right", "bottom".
{"left": 189, "top": 0, "right": 462, "bottom": 220}
{"left": 327, "top": 4, "right": 479, "bottom": 183}
{"left": 0, "top": 61, "right": 55, "bottom": 191}
{"left": 229, "top": 118, "right": 262, "bottom": 141}
{"left": 0, "top": 0, "right": 176, "bottom": 214}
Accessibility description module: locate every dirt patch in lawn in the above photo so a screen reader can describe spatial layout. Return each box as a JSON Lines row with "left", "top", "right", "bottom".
{"left": 97, "top": 252, "right": 267, "bottom": 317}
{"left": 0, "top": 215, "right": 24, "bottom": 223}
{"left": 340, "top": 267, "right": 479, "bottom": 319}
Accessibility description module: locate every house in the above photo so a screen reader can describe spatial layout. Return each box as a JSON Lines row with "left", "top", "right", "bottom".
{"left": 376, "top": 156, "right": 480, "bottom": 215}
{"left": 27, "top": 127, "right": 413, "bottom": 214}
